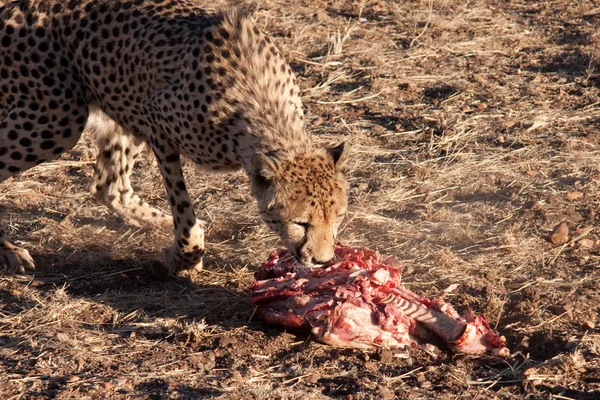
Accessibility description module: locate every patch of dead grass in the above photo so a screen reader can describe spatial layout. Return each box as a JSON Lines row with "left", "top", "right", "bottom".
{"left": 1, "top": 0, "right": 600, "bottom": 398}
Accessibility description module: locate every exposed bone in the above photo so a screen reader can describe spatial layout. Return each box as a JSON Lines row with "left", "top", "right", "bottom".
{"left": 393, "top": 297, "right": 466, "bottom": 342}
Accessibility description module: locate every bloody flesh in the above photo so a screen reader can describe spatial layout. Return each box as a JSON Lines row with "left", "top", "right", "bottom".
{"left": 252, "top": 245, "right": 509, "bottom": 356}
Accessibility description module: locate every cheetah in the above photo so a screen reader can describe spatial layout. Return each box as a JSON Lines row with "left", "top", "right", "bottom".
{"left": 0, "top": 0, "right": 348, "bottom": 274}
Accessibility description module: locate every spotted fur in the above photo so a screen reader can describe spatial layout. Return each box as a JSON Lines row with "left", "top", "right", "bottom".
{"left": 0, "top": 0, "right": 348, "bottom": 273}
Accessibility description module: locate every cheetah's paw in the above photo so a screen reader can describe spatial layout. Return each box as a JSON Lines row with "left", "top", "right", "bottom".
{"left": 164, "top": 245, "right": 204, "bottom": 275}
{"left": 1, "top": 245, "right": 35, "bottom": 273}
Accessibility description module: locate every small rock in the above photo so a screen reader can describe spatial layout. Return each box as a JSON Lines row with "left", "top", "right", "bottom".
{"left": 416, "top": 185, "right": 432, "bottom": 195}
{"left": 358, "top": 376, "right": 372, "bottom": 387}
{"left": 101, "top": 382, "right": 113, "bottom": 390}
{"left": 376, "top": 385, "right": 395, "bottom": 400}
{"left": 37, "top": 367, "right": 52, "bottom": 375}
{"left": 286, "top": 364, "right": 303, "bottom": 377}
{"left": 556, "top": 306, "right": 573, "bottom": 320}
{"left": 9, "top": 289, "right": 22, "bottom": 296}
{"left": 56, "top": 333, "right": 69, "bottom": 342}
{"left": 473, "top": 74, "right": 488, "bottom": 85}
{"left": 31, "top": 280, "right": 44, "bottom": 287}
{"left": 399, "top": 82, "right": 418, "bottom": 92}
{"left": 0, "top": 348, "right": 13, "bottom": 357}
{"left": 578, "top": 255, "right": 591, "bottom": 266}
{"left": 374, "top": 348, "right": 393, "bottom": 364}
{"left": 232, "top": 370, "right": 244, "bottom": 383}
{"left": 396, "top": 353, "right": 413, "bottom": 366}
{"left": 364, "top": 361, "right": 377, "bottom": 370}
{"left": 315, "top": 10, "right": 329, "bottom": 22}
{"left": 516, "top": 335, "right": 531, "bottom": 352}
{"left": 566, "top": 191, "right": 583, "bottom": 201}
{"left": 532, "top": 75, "right": 545, "bottom": 83}
{"left": 114, "top": 377, "right": 128, "bottom": 386}
{"left": 577, "top": 238, "right": 595, "bottom": 249}
{"left": 179, "top": 363, "right": 190, "bottom": 371}
{"left": 66, "top": 375, "right": 80, "bottom": 383}
{"left": 218, "top": 336, "right": 237, "bottom": 347}
{"left": 416, "top": 372, "right": 426, "bottom": 383}
{"left": 525, "top": 170, "right": 539, "bottom": 177}
{"left": 189, "top": 352, "right": 215, "bottom": 373}
{"left": 549, "top": 222, "right": 569, "bottom": 245}
{"left": 583, "top": 320, "right": 595, "bottom": 330}
{"left": 307, "top": 373, "right": 320, "bottom": 384}
{"left": 403, "top": 264, "right": 415, "bottom": 275}
{"left": 565, "top": 340, "right": 578, "bottom": 351}
{"left": 526, "top": 200, "right": 543, "bottom": 210}
{"left": 419, "top": 380, "right": 432, "bottom": 389}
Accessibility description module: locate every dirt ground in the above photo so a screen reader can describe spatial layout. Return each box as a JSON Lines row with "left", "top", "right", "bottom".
{"left": 1, "top": 0, "right": 600, "bottom": 398}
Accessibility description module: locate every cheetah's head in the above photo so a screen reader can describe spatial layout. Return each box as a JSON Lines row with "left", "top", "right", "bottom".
{"left": 251, "top": 143, "right": 348, "bottom": 266}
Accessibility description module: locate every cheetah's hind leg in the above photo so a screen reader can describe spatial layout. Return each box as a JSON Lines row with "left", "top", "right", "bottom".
{"left": 0, "top": 93, "right": 89, "bottom": 273}
{"left": 88, "top": 109, "right": 173, "bottom": 230}
{"left": 0, "top": 228, "right": 35, "bottom": 273}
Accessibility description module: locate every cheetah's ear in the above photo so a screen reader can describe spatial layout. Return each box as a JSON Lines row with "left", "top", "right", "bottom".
{"left": 251, "top": 153, "right": 281, "bottom": 189}
{"left": 327, "top": 142, "right": 348, "bottom": 170}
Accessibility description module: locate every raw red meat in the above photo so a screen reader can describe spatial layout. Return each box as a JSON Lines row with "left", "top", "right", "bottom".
{"left": 251, "top": 245, "right": 509, "bottom": 356}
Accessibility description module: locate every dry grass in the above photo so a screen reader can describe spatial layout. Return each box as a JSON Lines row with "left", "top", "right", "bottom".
{"left": 1, "top": 0, "right": 600, "bottom": 398}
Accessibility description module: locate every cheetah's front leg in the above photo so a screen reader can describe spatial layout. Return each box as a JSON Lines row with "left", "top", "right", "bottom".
{"left": 89, "top": 110, "right": 173, "bottom": 230}
{"left": 151, "top": 146, "right": 205, "bottom": 274}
